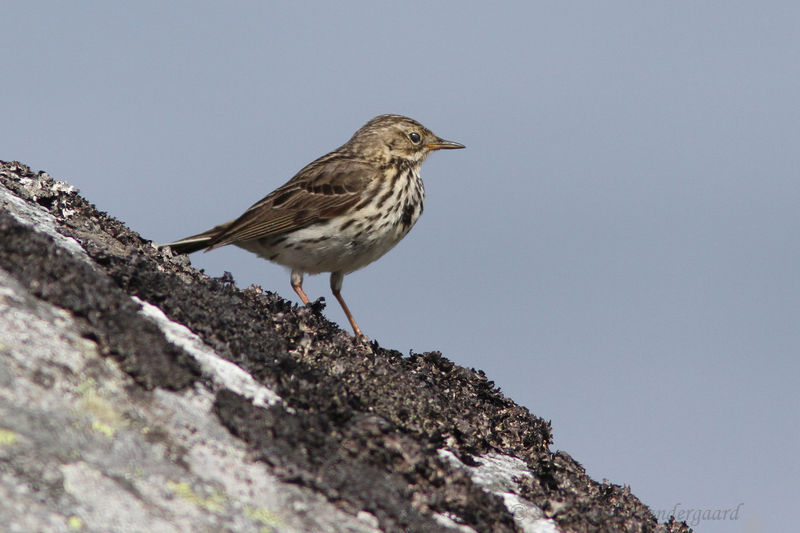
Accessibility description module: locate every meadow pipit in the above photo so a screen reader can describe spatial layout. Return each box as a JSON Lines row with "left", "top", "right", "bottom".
{"left": 163, "top": 114, "right": 464, "bottom": 338}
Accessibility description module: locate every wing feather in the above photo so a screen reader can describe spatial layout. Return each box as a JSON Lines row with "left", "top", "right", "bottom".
{"left": 207, "top": 155, "right": 373, "bottom": 249}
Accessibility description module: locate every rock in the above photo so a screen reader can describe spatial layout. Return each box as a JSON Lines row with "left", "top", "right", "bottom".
{"left": 0, "top": 161, "right": 691, "bottom": 532}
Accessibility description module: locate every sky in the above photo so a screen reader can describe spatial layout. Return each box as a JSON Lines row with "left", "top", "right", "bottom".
{"left": 3, "top": 3, "right": 798, "bottom": 532}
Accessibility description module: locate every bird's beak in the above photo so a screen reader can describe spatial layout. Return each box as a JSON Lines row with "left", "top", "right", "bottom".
{"left": 426, "top": 137, "right": 465, "bottom": 150}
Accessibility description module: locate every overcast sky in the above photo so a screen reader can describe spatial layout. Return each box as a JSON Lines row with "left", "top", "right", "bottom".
{"left": 4, "top": 3, "right": 798, "bottom": 532}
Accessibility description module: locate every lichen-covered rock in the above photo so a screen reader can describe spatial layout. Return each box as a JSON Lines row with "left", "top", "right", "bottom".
{"left": 0, "top": 161, "right": 691, "bottom": 533}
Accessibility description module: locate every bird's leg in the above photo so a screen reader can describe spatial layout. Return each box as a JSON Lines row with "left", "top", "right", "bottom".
{"left": 330, "top": 271, "right": 365, "bottom": 339}
{"left": 291, "top": 269, "right": 310, "bottom": 305}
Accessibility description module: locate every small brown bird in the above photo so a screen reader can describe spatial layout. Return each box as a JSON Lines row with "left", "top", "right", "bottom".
{"left": 163, "top": 114, "right": 464, "bottom": 338}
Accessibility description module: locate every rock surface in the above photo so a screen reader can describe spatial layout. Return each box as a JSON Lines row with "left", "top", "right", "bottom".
{"left": 0, "top": 161, "right": 691, "bottom": 532}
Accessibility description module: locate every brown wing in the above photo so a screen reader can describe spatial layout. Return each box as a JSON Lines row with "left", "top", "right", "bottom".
{"left": 207, "top": 153, "right": 373, "bottom": 249}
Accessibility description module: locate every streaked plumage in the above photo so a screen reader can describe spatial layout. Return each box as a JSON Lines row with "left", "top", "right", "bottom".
{"left": 163, "top": 114, "right": 463, "bottom": 338}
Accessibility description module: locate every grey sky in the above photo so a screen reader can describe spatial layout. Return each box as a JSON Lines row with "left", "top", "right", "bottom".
{"left": 4, "top": 3, "right": 798, "bottom": 531}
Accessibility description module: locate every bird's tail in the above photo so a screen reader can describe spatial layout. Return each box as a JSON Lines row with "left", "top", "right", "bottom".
{"left": 160, "top": 222, "right": 233, "bottom": 254}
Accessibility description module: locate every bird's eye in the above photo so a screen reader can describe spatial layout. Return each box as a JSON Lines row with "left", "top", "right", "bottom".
{"left": 409, "top": 132, "right": 421, "bottom": 144}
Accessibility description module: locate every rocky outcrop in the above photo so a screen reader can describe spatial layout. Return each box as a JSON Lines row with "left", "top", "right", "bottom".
{"left": 0, "top": 161, "right": 690, "bottom": 532}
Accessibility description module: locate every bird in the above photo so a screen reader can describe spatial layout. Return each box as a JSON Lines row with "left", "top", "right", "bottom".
{"left": 162, "top": 114, "right": 464, "bottom": 339}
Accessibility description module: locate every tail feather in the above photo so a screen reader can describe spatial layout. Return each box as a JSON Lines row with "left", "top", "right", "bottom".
{"left": 160, "top": 222, "right": 232, "bottom": 254}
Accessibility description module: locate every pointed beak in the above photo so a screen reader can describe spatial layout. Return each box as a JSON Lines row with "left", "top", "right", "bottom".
{"left": 426, "top": 137, "right": 465, "bottom": 150}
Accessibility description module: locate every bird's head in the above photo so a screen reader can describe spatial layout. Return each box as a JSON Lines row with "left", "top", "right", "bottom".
{"left": 347, "top": 114, "right": 464, "bottom": 164}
